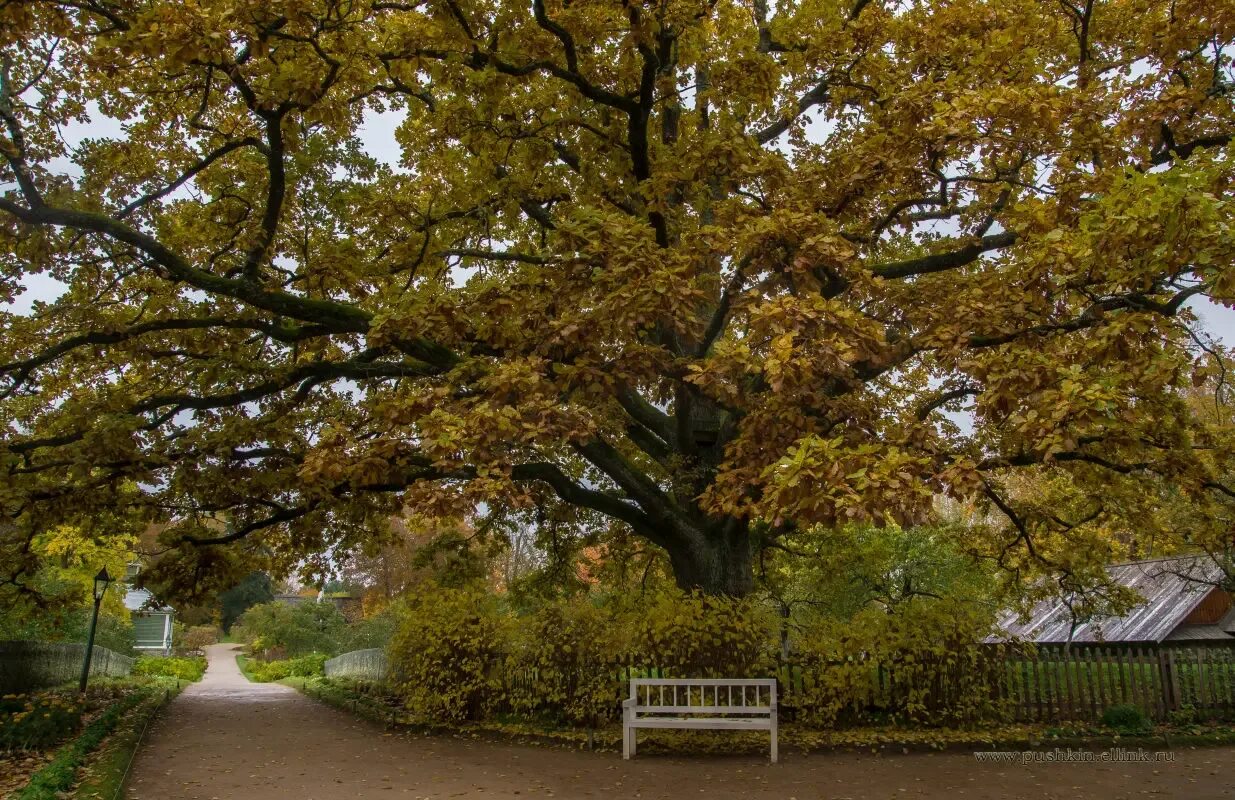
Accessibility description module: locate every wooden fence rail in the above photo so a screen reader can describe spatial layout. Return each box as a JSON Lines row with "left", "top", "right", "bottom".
{"left": 594, "top": 644, "right": 1235, "bottom": 724}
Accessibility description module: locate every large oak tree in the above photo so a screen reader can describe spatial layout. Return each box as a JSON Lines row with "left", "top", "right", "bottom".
{"left": 2, "top": 0, "right": 1234, "bottom": 599}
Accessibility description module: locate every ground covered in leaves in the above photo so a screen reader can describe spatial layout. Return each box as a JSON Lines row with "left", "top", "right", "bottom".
{"left": 1, "top": 679, "right": 181, "bottom": 800}
{"left": 116, "top": 645, "right": 1235, "bottom": 800}
{"left": 0, "top": 750, "right": 54, "bottom": 799}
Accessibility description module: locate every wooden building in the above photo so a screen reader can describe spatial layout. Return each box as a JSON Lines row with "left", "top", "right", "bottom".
{"left": 123, "top": 562, "right": 175, "bottom": 655}
{"left": 994, "top": 555, "right": 1234, "bottom": 646}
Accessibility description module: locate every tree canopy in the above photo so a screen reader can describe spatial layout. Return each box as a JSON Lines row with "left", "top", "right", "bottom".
{"left": 2, "top": 0, "right": 1234, "bottom": 599}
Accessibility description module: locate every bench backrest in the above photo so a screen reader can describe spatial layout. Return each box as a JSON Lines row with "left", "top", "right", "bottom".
{"left": 627, "top": 678, "right": 776, "bottom": 714}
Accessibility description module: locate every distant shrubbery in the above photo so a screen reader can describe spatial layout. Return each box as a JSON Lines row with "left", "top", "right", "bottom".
{"left": 132, "top": 656, "right": 207, "bottom": 682}
{"left": 243, "top": 653, "right": 327, "bottom": 682}
{"left": 234, "top": 600, "right": 393, "bottom": 658}
{"left": 178, "top": 625, "right": 221, "bottom": 654}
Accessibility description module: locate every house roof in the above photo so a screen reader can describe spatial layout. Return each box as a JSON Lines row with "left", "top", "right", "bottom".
{"left": 994, "top": 555, "right": 1231, "bottom": 644}
{"left": 1164, "top": 605, "right": 1235, "bottom": 642}
{"left": 123, "top": 587, "right": 173, "bottom": 613}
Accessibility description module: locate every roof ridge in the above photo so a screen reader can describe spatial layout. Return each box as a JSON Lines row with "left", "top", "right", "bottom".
{"left": 1106, "top": 553, "right": 1210, "bottom": 568}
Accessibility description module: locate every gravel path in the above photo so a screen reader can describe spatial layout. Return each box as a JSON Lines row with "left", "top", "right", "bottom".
{"left": 124, "top": 643, "right": 1235, "bottom": 800}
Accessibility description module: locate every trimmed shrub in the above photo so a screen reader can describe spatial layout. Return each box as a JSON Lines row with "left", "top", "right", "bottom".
{"left": 507, "top": 599, "right": 628, "bottom": 726}
{"left": 388, "top": 586, "right": 507, "bottom": 722}
{"left": 628, "top": 589, "right": 777, "bottom": 678}
{"left": 789, "top": 600, "right": 1009, "bottom": 726}
{"left": 132, "top": 656, "right": 207, "bottom": 682}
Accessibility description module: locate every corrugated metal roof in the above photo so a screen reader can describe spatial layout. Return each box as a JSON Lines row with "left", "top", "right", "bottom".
{"left": 1163, "top": 623, "right": 1235, "bottom": 642}
{"left": 994, "top": 556, "right": 1228, "bottom": 644}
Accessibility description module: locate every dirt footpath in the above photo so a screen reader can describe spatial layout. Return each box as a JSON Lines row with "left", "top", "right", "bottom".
{"left": 125, "top": 644, "right": 1234, "bottom": 800}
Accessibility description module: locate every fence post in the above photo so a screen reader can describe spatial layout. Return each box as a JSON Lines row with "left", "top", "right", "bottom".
{"left": 1060, "top": 647, "right": 1074, "bottom": 721}
{"left": 1080, "top": 647, "right": 1098, "bottom": 721}
{"left": 1158, "top": 648, "right": 1175, "bottom": 716}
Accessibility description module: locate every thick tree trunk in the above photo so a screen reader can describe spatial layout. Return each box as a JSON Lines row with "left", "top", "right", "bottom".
{"left": 664, "top": 522, "right": 754, "bottom": 596}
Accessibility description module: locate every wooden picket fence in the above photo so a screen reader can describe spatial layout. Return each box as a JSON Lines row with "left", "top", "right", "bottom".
{"left": 999, "top": 643, "right": 1235, "bottom": 722}
{"left": 593, "top": 643, "right": 1235, "bottom": 724}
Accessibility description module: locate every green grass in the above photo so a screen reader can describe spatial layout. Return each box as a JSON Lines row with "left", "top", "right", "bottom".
{"left": 1001, "top": 658, "right": 1235, "bottom": 714}
{"left": 72, "top": 681, "right": 182, "bottom": 800}
{"left": 235, "top": 653, "right": 258, "bottom": 682}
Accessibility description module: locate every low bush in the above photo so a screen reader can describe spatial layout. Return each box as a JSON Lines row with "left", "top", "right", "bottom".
{"left": 179, "top": 625, "right": 221, "bottom": 654}
{"left": 132, "top": 655, "right": 207, "bottom": 682}
{"left": 790, "top": 601, "right": 1009, "bottom": 726}
{"left": 1167, "top": 704, "right": 1197, "bottom": 727}
{"left": 0, "top": 693, "right": 85, "bottom": 750}
{"left": 628, "top": 590, "right": 776, "bottom": 678}
{"left": 1102, "top": 703, "right": 1152, "bottom": 733}
{"left": 506, "top": 598, "right": 627, "bottom": 726}
{"left": 388, "top": 586, "right": 507, "bottom": 722}
{"left": 244, "top": 653, "right": 327, "bottom": 682}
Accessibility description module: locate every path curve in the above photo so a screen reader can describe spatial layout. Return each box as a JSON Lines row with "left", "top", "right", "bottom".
{"left": 125, "top": 643, "right": 1234, "bottom": 799}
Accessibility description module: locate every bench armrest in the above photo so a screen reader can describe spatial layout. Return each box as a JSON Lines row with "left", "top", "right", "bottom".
{"left": 622, "top": 698, "right": 638, "bottom": 708}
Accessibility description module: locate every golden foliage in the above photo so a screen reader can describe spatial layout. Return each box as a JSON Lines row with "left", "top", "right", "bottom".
{"left": 506, "top": 598, "right": 628, "bottom": 726}
{"left": 2, "top": 0, "right": 1235, "bottom": 598}
{"left": 388, "top": 586, "right": 508, "bottom": 721}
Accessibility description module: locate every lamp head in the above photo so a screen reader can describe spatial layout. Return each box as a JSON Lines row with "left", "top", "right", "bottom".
{"left": 93, "top": 567, "right": 112, "bottom": 602}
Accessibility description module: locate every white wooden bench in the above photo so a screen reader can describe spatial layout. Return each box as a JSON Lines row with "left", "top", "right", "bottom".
{"left": 622, "top": 678, "right": 778, "bottom": 763}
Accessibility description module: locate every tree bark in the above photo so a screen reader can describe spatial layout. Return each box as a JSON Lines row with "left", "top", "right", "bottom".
{"left": 664, "top": 521, "right": 754, "bottom": 596}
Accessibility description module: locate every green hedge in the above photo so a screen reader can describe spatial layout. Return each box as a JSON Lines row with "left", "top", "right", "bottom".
{"left": 132, "top": 655, "right": 207, "bottom": 682}
{"left": 242, "top": 653, "right": 327, "bottom": 682}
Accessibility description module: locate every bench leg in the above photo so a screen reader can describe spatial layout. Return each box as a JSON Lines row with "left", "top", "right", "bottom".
{"left": 770, "top": 723, "right": 778, "bottom": 764}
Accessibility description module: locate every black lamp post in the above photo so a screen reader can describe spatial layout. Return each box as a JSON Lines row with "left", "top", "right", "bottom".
{"left": 79, "top": 567, "right": 112, "bottom": 693}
